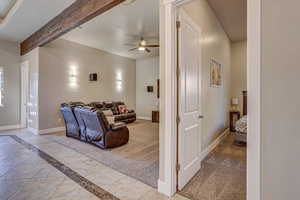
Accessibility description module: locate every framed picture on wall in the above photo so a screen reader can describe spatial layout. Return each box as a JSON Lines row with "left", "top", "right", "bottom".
{"left": 210, "top": 59, "right": 222, "bottom": 87}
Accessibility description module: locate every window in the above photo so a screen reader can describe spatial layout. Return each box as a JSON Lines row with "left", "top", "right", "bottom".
{"left": 0, "top": 67, "right": 3, "bottom": 106}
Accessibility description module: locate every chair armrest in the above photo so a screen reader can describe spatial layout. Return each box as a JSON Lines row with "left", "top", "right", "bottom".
{"left": 111, "top": 122, "right": 127, "bottom": 130}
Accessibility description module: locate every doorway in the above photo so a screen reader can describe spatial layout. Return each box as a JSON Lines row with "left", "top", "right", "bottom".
{"left": 20, "top": 60, "right": 29, "bottom": 129}
{"left": 176, "top": 2, "right": 247, "bottom": 199}
{"left": 158, "top": 0, "right": 260, "bottom": 199}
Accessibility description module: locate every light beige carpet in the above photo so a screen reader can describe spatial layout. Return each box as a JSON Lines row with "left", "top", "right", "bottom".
{"left": 179, "top": 133, "right": 246, "bottom": 200}
{"left": 44, "top": 120, "right": 159, "bottom": 188}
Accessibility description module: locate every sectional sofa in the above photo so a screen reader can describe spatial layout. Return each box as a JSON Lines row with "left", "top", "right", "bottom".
{"left": 60, "top": 103, "right": 129, "bottom": 149}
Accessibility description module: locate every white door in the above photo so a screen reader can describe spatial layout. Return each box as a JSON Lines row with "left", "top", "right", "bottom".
{"left": 20, "top": 61, "right": 29, "bottom": 128}
{"left": 177, "top": 10, "right": 203, "bottom": 190}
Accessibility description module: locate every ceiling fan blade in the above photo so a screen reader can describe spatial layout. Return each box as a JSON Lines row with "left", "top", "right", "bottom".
{"left": 145, "top": 48, "right": 151, "bottom": 53}
{"left": 144, "top": 45, "right": 160, "bottom": 48}
{"left": 129, "top": 47, "right": 138, "bottom": 51}
{"left": 124, "top": 43, "right": 136, "bottom": 47}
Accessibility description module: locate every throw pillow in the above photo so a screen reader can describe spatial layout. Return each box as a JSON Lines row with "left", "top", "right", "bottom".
{"left": 118, "top": 105, "right": 128, "bottom": 114}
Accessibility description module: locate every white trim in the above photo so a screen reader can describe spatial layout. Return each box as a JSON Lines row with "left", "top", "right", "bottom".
{"left": 137, "top": 116, "right": 152, "bottom": 121}
{"left": 27, "top": 127, "right": 39, "bottom": 135}
{"left": 199, "top": 128, "right": 230, "bottom": 161}
{"left": 20, "top": 60, "right": 29, "bottom": 129}
{"left": 179, "top": 7, "right": 202, "bottom": 33}
{"left": 0, "top": 67, "right": 3, "bottom": 107}
{"left": 0, "top": 124, "right": 21, "bottom": 131}
{"left": 159, "top": 0, "right": 195, "bottom": 196}
{"left": 247, "top": 0, "right": 261, "bottom": 199}
{"left": 157, "top": 179, "right": 170, "bottom": 195}
{"left": 159, "top": 0, "right": 178, "bottom": 196}
{"left": 39, "top": 127, "right": 66, "bottom": 135}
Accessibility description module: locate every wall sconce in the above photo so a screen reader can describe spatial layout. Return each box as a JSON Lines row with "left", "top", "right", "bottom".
{"left": 116, "top": 80, "right": 122, "bottom": 91}
{"left": 116, "top": 71, "right": 123, "bottom": 92}
{"left": 69, "top": 65, "right": 78, "bottom": 89}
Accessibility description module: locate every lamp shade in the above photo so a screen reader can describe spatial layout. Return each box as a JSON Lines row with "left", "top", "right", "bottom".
{"left": 231, "top": 98, "right": 239, "bottom": 105}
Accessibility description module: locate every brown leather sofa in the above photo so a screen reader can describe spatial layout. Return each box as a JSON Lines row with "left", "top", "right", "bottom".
{"left": 89, "top": 101, "right": 136, "bottom": 123}
{"left": 60, "top": 104, "right": 129, "bottom": 149}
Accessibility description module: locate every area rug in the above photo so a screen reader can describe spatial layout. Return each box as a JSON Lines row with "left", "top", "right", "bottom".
{"left": 45, "top": 120, "right": 159, "bottom": 188}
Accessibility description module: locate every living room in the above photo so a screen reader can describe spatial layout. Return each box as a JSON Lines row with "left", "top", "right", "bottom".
{"left": 21, "top": 0, "right": 160, "bottom": 189}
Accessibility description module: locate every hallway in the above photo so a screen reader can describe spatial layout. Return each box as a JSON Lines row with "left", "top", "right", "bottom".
{"left": 179, "top": 133, "right": 246, "bottom": 200}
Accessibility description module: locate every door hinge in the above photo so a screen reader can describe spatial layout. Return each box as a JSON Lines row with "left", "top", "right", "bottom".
{"left": 176, "top": 163, "right": 181, "bottom": 172}
{"left": 176, "top": 21, "right": 181, "bottom": 29}
{"left": 177, "top": 116, "right": 181, "bottom": 124}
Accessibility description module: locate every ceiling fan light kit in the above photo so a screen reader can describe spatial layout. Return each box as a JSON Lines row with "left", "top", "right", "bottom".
{"left": 138, "top": 46, "right": 146, "bottom": 51}
{"left": 127, "top": 37, "right": 159, "bottom": 53}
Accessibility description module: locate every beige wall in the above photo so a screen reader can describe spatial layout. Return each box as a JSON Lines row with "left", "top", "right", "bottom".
{"left": 136, "top": 57, "right": 159, "bottom": 120}
{"left": 0, "top": 40, "right": 21, "bottom": 127}
{"left": 38, "top": 39, "right": 136, "bottom": 130}
{"left": 231, "top": 41, "right": 247, "bottom": 112}
{"left": 182, "top": 0, "right": 231, "bottom": 150}
{"left": 21, "top": 48, "right": 40, "bottom": 130}
{"left": 261, "top": 0, "right": 300, "bottom": 199}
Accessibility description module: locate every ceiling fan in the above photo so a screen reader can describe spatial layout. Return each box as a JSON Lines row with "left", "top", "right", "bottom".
{"left": 128, "top": 37, "right": 159, "bottom": 53}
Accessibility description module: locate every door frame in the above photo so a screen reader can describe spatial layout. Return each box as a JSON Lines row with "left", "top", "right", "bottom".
{"left": 20, "top": 60, "right": 29, "bottom": 128}
{"left": 158, "top": 0, "right": 261, "bottom": 199}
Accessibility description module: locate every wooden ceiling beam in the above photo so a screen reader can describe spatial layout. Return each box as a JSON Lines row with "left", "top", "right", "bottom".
{"left": 20, "top": 0, "right": 125, "bottom": 56}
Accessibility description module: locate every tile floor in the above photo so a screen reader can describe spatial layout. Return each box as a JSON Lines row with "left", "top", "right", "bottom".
{"left": 0, "top": 128, "right": 187, "bottom": 200}
{"left": 0, "top": 127, "right": 246, "bottom": 200}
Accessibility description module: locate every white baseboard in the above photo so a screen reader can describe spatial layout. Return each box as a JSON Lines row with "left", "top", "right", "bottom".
{"left": 0, "top": 124, "right": 21, "bottom": 131}
{"left": 39, "top": 127, "right": 66, "bottom": 135}
{"left": 137, "top": 116, "right": 152, "bottom": 121}
{"left": 200, "top": 128, "right": 230, "bottom": 161}
{"left": 26, "top": 126, "right": 65, "bottom": 135}
{"left": 27, "top": 127, "right": 39, "bottom": 135}
{"left": 158, "top": 179, "right": 172, "bottom": 197}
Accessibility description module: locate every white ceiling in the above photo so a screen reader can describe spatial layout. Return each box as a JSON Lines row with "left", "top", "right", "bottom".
{"left": 0, "top": 0, "right": 75, "bottom": 42}
{"left": 0, "top": 0, "right": 17, "bottom": 19}
{"left": 61, "top": 0, "right": 159, "bottom": 60}
{"left": 207, "top": 0, "right": 247, "bottom": 42}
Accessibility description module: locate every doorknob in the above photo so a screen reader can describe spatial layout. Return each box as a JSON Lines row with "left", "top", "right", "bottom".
{"left": 198, "top": 115, "right": 204, "bottom": 119}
